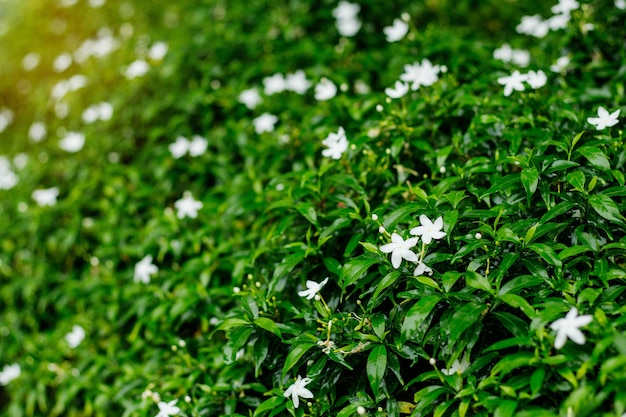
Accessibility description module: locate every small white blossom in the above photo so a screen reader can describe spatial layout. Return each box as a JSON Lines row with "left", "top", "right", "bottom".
{"left": 253, "top": 113, "right": 278, "bottom": 134}
{"left": 298, "top": 277, "right": 329, "bottom": 300}
{"left": 548, "top": 13, "right": 571, "bottom": 30}
{"left": 333, "top": 2, "right": 361, "bottom": 37}
{"left": 125, "top": 59, "right": 149, "bottom": 79}
{"left": 380, "top": 232, "right": 419, "bottom": 269}
{"left": 149, "top": 42, "right": 168, "bottom": 60}
{"left": 357, "top": 406, "right": 366, "bottom": 415}
{"left": 385, "top": 81, "right": 409, "bottom": 99}
{"left": 59, "top": 132, "right": 85, "bottom": 152}
{"left": 169, "top": 136, "right": 190, "bottom": 158}
{"left": 493, "top": 44, "right": 530, "bottom": 67}
{"left": 315, "top": 78, "right": 337, "bottom": 101}
{"left": 384, "top": 18, "right": 409, "bottom": 42}
{"left": 550, "top": 55, "right": 570, "bottom": 72}
{"left": 587, "top": 107, "right": 620, "bottom": 130}
{"left": 550, "top": 307, "right": 592, "bottom": 349}
{"left": 263, "top": 73, "right": 287, "bottom": 95}
{"left": 28, "top": 122, "right": 47, "bottom": 142}
{"left": 32, "top": 187, "right": 60, "bottom": 206}
{"left": 441, "top": 355, "right": 470, "bottom": 375}
{"left": 410, "top": 215, "right": 446, "bottom": 244}
{"left": 400, "top": 59, "right": 440, "bottom": 90}
{"left": 286, "top": 70, "right": 312, "bottom": 94}
{"left": 174, "top": 192, "right": 203, "bottom": 219}
{"left": 0, "top": 108, "right": 14, "bottom": 132}
{"left": 0, "top": 364, "right": 21, "bottom": 385}
{"left": 53, "top": 53, "right": 73, "bottom": 72}
{"left": 0, "top": 157, "right": 18, "bottom": 190}
{"left": 497, "top": 70, "right": 528, "bottom": 97}
{"left": 22, "top": 52, "right": 40, "bottom": 71}
{"left": 284, "top": 375, "right": 314, "bottom": 409}
{"left": 134, "top": 255, "right": 158, "bottom": 284}
{"left": 238, "top": 88, "right": 262, "bottom": 109}
{"left": 188, "top": 135, "right": 208, "bottom": 157}
{"left": 413, "top": 261, "right": 433, "bottom": 277}
{"left": 616, "top": 0, "right": 626, "bottom": 10}
{"left": 551, "top": 0, "right": 579, "bottom": 14}
{"left": 526, "top": 70, "right": 547, "bottom": 89}
{"left": 156, "top": 399, "right": 181, "bottom": 417}
{"left": 66, "top": 325, "right": 85, "bottom": 348}
{"left": 516, "top": 15, "right": 549, "bottom": 38}
{"left": 321, "top": 127, "right": 349, "bottom": 159}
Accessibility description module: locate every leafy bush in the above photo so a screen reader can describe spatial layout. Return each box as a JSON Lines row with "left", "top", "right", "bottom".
{"left": 1, "top": 0, "right": 625, "bottom": 416}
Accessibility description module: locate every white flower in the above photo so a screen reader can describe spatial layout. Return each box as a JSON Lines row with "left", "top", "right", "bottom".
{"left": 321, "top": 127, "right": 349, "bottom": 159}
{"left": 59, "top": 132, "right": 85, "bottom": 152}
{"left": 551, "top": 0, "right": 579, "bottom": 14}
{"left": 384, "top": 18, "right": 409, "bottom": 42}
{"left": 32, "top": 187, "right": 60, "bottom": 206}
{"left": 497, "top": 70, "right": 528, "bottom": 97}
{"left": 125, "top": 59, "right": 149, "bottom": 79}
{"left": 332, "top": 1, "right": 360, "bottom": 20}
{"left": 493, "top": 44, "right": 530, "bottom": 67}
{"left": 335, "top": 15, "right": 361, "bottom": 37}
{"left": 134, "top": 255, "right": 158, "bottom": 284}
{"left": 28, "top": 122, "right": 47, "bottom": 142}
{"left": 617, "top": 0, "right": 626, "bottom": 10}
{"left": 550, "top": 55, "right": 570, "bottom": 72}
{"left": 22, "top": 52, "right": 40, "bottom": 71}
{"left": 188, "top": 135, "right": 208, "bottom": 157}
{"left": 385, "top": 81, "right": 409, "bottom": 99}
{"left": 400, "top": 59, "right": 440, "bottom": 90}
{"left": 98, "top": 102, "right": 114, "bottom": 121}
{"left": 441, "top": 355, "right": 470, "bottom": 375}
{"left": 0, "top": 158, "right": 18, "bottom": 190}
{"left": 587, "top": 107, "right": 620, "bottom": 130}
{"left": 550, "top": 307, "right": 593, "bottom": 349}
{"left": 548, "top": 13, "right": 571, "bottom": 30}
{"left": 0, "top": 364, "right": 21, "bottom": 386}
{"left": 174, "top": 192, "right": 203, "bottom": 219}
{"left": 66, "top": 325, "right": 85, "bottom": 348}
{"left": 298, "top": 277, "right": 329, "bottom": 300}
{"left": 284, "top": 375, "right": 314, "bottom": 409}
{"left": 263, "top": 73, "right": 287, "bottom": 95}
{"left": 380, "top": 232, "right": 419, "bottom": 269}
{"left": 0, "top": 108, "right": 14, "bottom": 132}
{"left": 286, "top": 70, "right": 312, "bottom": 94}
{"left": 315, "top": 78, "right": 337, "bottom": 101}
{"left": 413, "top": 261, "right": 433, "bottom": 277}
{"left": 410, "top": 215, "right": 446, "bottom": 245}
{"left": 56, "top": 55, "right": 73, "bottom": 70}
{"left": 253, "top": 113, "right": 279, "bottom": 134}
{"left": 156, "top": 399, "right": 181, "bottom": 417}
{"left": 169, "top": 136, "right": 190, "bottom": 158}
{"left": 516, "top": 15, "right": 549, "bottom": 38}
{"left": 526, "top": 70, "right": 547, "bottom": 89}
{"left": 88, "top": 0, "right": 106, "bottom": 8}
{"left": 238, "top": 88, "right": 262, "bottom": 109}
{"left": 149, "top": 42, "right": 168, "bottom": 60}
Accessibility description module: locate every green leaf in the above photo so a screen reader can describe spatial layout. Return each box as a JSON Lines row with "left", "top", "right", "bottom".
{"left": 558, "top": 246, "right": 592, "bottom": 260}
{"left": 589, "top": 194, "right": 624, "bottom": 223}
{"left": 295, "top": 202, "right": 318, "bottom": 226}
{"left": 528, "top": 243, "right": 562, "bottom": 268}
{"left": 448, "top": 302, "right": 486, "bottom": 343}
{"left": 499, "top": 293, "right": 537, "bottom": 319}
{"left": 566, "top": 170, "right": 586, "bottom": 192}
{"left": 521, "top": 166, "right": 539, "bottom": 203}
{"left": 367, "top": 345, "right": 387, "bottom": 398}
{"left": 494, "top": 400, "right": 518, "bottom": 417}
{"left": 491, "top": 352, "right": 536, "bottom": 376}
{"left": 224, "top": 325, "right": 254, "bottom": 364}
{"left": 270, "top": 251, "right": 306, "bottom": 293}
{"left": 340, "top": 255, "right": 381, "bottom": 289}
{"left": 382, "top": 203, "right": 422, "bottom": 229}
{"left": 254, "top": 396, "right": 285, "bottom": 417}
{"left": 539, "top": 201, "right": 577, "bottom": 224}
{"left": 371, "top": 313, "right": 386, "bottom": 340}
{"left": 282, "top": 342, "right": 317, "bottom": 379}
{"left": 372, "top": 270, "right": 401, "bottom": 304}
{"left": 254, "top": 317, "right": 283, "bottom": 338}
{"left": 253, "top": 334, "right": 270, "bottom": 377}
{"left": 401, "top": 295, "right": 442, "bottom": 342}
{"left": 319, "top": 217, "right": 352, "bottom": 243}
{"left": 577, "top": 146, "right": 611, "bottom": 171}
{"left": 465, "top": 270, "right": 492, "bottom": 294}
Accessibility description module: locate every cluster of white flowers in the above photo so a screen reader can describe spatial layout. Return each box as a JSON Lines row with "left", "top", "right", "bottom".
{"left": 497, "top": 69, "right": 547, "bottom": 96}
{"left": 493, "top": 44, "right": 530, "bottom": 67}
{"left": 0, "top": 156, "right": 18, "bottom": 190}
{"left": 379, "top": 215, "right": 446, "bottom": 276}
{"left": 0, "top": 364, "right": 21, "bottom": 386}
{"left": 82, "top": 102, "right": 114, "bottom": 124}
{"left": 74, "top": 28, "right": 119, "bottom": 64}
{"left": 168, "top": 135, "right": 208, "bottom": 158}
{"left": 587, "top": 107, "right": 620, "bottom": 130}
{"left": 321, "top": 126, "right": 349, "bottom": 159}
{"left": 261, "top": 69, "right": 312, "bottom": 96}
{"left": 332, "top": 1, "right": 361, "bottom": 37}
{"left": 383, "top": 17, "right": 409, "bottom": 43}
{"left": 516, "top": 0, "right": 579, "bottom": 38}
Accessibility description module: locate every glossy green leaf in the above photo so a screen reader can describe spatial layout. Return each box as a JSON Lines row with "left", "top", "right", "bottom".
{"left": 224, "top": 325, "right": 254, "bottom": 364}
{"left": 401, "top": 295, "right": 442, "bottom": 342}
{"left": 367, "top": 345, "right": 387, "bottom": 398}
{"left": 589, "top": 194, "right": 623, "bottom": 223}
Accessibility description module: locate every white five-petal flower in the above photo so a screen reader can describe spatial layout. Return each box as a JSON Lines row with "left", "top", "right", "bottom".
{"left": 298, "top": 277, "right": 329, "bottom": 300}
{"left": 156, "top": 399, "right": 181, "bottom": 417}
{"left": 32, "top": 187, "right": 60, "bottom": 206}
{"left": 174, "top": 192, "right": 203, "bottom": 219}
{"left": 413, "top": 261, "right": 433, "bottom": 277}
{"left": 441, "top": 355, "right": 470, "bottom": 375}
{"left": 284, "top": 375, "right": 314, "bottom": 409}
{"left": 550, "top": 307, "right": 593, "bottom": 349}
{"left": 134, "top": 255, "right": 158, "bottom": 284}
{"left": 238, "top": 88, "right": 262, "bottom": 109}
{"left": 380, "top": 232, "right": 419, "bottom": 269}
{"left": 321, "top": 127, "right": 349, "bottom": 159}
{"left": 188, "top": 135, "right": 208, "bottom": 157}
{"left": 526, "top": 70, "right": 547, "bottom": 89}
{"left": 587, "top": 107, "right": 620, "bottom": 130}
{"left": 253, "top": 113, "right": 279, "bottom": 134}
{"left": 384, "top": 18, "right": 409, "bottom": 43}
{"left": 314, "top": 78, "right": 338, "bottom": 101}
{"left": 66, "top": 325, "right": 85, "bottom": 348}
{"left": 385, "top": 81, "right": 409, "bottom": 99}
{"left": 59, "top": 132, "right": 85, "bottom": 153}
{"left": 497, "top": 70, "right": 528, "bottom": 97}
{"left": 169, "top": 136, "right": 190, "bottom": 158}
{"left": 400, "top": 59, "right": 441, "bottom": 90}
{"left": 410, "top": 215, "right": 446, "bottom": 245}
